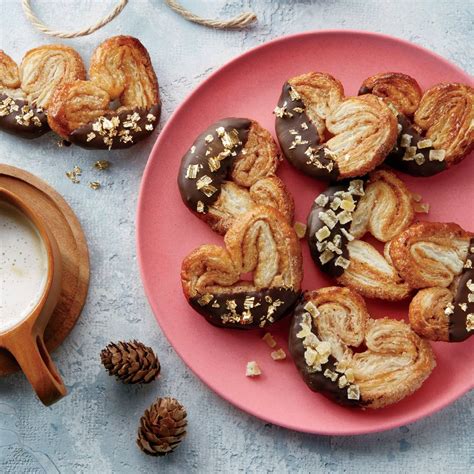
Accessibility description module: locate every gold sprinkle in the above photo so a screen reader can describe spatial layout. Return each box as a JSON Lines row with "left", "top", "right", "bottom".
{"left": 205, "top": 134, "right": 214, "bottom": 143}
{"left": 197, "top": 294, "right": 213, "bottom": 306}
{"left": 464, "top": 259, "right": 472, "bottom": 269}
{"left": 147, "top": 113, "right": 157, "bottom": 122}
{"left": 314, "top": 193, "right": 329, "bottom": 207}
{"left": 459, "top": 303, "right": 468, "bottom": 312}
{"left": 196, "top": 175, "right": 213, "bottom": 189}
{"left": 316, "top": 226, "right": 331, "bottom": 242}
{"left": 244, "top": 296, "right": 255, "bottom": 310}
{"left": 294, "top": 222, "right": 307, "bottom": 239}
{"left": 65, "top": 166, "right": 82, "bottom": 184}
{"left": 196, "top": 201, "right": 205, "bottom": 213}
{"left": 400, "top": 134, "right": 412, "bottom": 148}
{"left": 417, "top": 138, "right": 433, "bottom": 149}
{"left": 262, "top": 332, "right": 277, "bottom": 348}
{"left": 429, "top": 149, "right": 446, "bottom": 162}
{"left": 270, "top": 348, "right": 287, "bottom": 361}
{"left": 145, "top": 124, "right": 154, "bottom": 131}
{"left": 304, "top": 301, "right": 319, "bottom": 319}
{"left": 466, "top": 314, "right": 474, "bottom": 332}
{"left": 246, "top": 361, "right": 262, "bottom": 377}
{"left": 347, "top": 384, "right": 360, "bottom": 400}
{"left": 94, "top": 160, "right": 110, "bottom": 171}
{"left": 319, "top": 249, "right": 335, "bottom": 265}
{"left": 288, "top": 86, "right": 301, "bottom": 101}
{"left": 467, "top": 279, "right": 474, "bottom": 292}
{"left": 324, "top": 369, "right": 338, "bottom": 382}
{"left": 186, "top": 164, "right": 201, "bottom": 179}
{"left": 444, "top": 302, "right": 455, "bottom": 315}
{"left": 89, "top": 181, "right": 100, "bottom": 190}
{"left": 334, "top": 256, "right": 350, "bottom": 269}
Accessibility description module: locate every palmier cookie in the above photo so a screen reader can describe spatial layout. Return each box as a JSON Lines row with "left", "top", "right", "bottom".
{"left": 181, "top": 206, "right": 303, "bottom": 329}
{"left": 288, "top": 287, "right": 435, "bottom": 409}
{"left": 307, "top": 170, "right": 417, "bottom": 300}
{"left": 388, "top": 222, "right": 474, "bottom": 342}
{"left": 178, "top": 117, "right": 294, "bottom": 235}
{"left": 360, "top": 73, "right": 474, "bottom": 176}
{"left": 274, "top": 72, "right": 397, "bottom": 180}
{"left": 0, "top": 46, "right": 85, "bottom": 138}
{"left": 48, "top": 36, "right": 160, "bottom": 149}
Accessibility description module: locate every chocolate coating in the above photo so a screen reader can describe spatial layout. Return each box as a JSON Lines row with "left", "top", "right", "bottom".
{"left": 449, "top": 238, "right": 474, "bottom": 342}
{"left": 0, "top": 94, "right": 49, "bottom": 139}
{"left": 190, "top": 288, "right": 300, "bottom": 329}
{"left": 275, "top": 83, "right": 339, "bottom": 181}
{"left": 387, "top": 114, "right": 446, "bottom": 177}
{"left": 288, "top": 298, "right": 363, "bottom": 407}
{"left": 177, "top": 118, "right": 251, "bottom": 213}
{"left": 307, "top": 181, "right": 365, "bottom": 277}
{"left": 69, "top": 103, "right": 161, "bottom": 150}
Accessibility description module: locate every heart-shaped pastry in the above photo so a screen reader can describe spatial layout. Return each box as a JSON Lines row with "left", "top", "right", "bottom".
{"left": 360, "top": 73, "right": 474, "bottom": 176}
{"left": 288, "top": 286, "right": 436, "bottom": 408}
{"left": 388, "top": 221, "right": 474, "bottom": 342}
{"left": 0, "top": 45, "right": 85, "bottom": 138}
{"left": 307, "top": 170, "right": 420, "bottom": 300}
{"left": 181, "top": 206, "right": 303, "bottom": 329}
{"left": 178, "top": 117, "right": 294, "bottom": 234}
{"left": 274, "top": 72, "right": 397, "bottom": 180}
{"left": 47, "top": 36, "right": 160, "bottom": 149}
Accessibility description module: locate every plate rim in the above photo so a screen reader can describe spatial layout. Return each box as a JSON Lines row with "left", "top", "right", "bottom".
{"left": 136, "top": 29, "right": 473, "bottom": 435}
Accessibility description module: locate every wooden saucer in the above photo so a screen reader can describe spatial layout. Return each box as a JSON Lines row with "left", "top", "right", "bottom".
{"left": 0, "top": 164, "right": 89, "bottom": 376}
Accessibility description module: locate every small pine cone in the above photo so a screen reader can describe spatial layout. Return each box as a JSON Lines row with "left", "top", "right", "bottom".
{"left": 137, "top": 397, "right": 187, "bottom": 456}
{"left": 100, "top": 340, "right": 160, "bottom": 384}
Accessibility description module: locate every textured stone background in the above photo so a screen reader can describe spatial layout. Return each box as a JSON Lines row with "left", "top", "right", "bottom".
{"left": 0, "top": 0, "right": 473, "bottom": 472}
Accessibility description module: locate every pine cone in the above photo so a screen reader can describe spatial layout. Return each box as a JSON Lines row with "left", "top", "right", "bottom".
{"left": 137, "top": 397, "right": 187, "bottom": 456}
{"left": 100, "top": 340, "right": 160, "bottom": 384}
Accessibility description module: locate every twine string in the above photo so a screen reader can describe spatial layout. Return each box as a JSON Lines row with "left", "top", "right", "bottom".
{"left": 21, "top": 0, "right": 257, "bottom": 39}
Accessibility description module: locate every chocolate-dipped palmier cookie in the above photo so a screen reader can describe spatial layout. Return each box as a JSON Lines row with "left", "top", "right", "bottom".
{"left": 307, "top": 170, "right": 418, "bottom": 300}
{"left": 181, "top": 206, "right": 302, "bottom": 329}
{"left": 288, "top": 287, "right": 435, "bottom": 409}
{"left": 359, "top": 73, "right": 474, "bottom": 176}
{"left": 275, "top": 72, "right": 397, "bottom": 180}
{"left": 178, "top": 117, "right": 294, "bottom": 234}
{"left": 0, "top": 46, "right": 85, "bottom": 138}
{"left": 388, "top": 222, "right": 474, "bottom": 342}
{"left": 48, "top": 36, "right": 160, "bottom": 149}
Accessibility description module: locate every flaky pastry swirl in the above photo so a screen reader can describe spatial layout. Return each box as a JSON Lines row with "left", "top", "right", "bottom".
{"left": 360, "top": 73, "right": 474, "bottom": 176}
{"left": 288, "top": 287, "right": 435, "bottom": 408}
{"left": 48, "top": 36, "right": 160, "bottom": 149}
{"left": 275, "top": 72, "right": 397, "bottom": 180}
{"left": 178, "top": 118, "right": 294, "bottom": 235}
{"left": 181, "top": 206, "right": 302, "bottom": 329}
{"left": 307, "top": 170, "right": 419, "bottom": 300}
{"left": 0, "top": 45, "right": 85, "bottom": 138}
{"left": 389, "top": 222, "right": 474, "bottom": 342}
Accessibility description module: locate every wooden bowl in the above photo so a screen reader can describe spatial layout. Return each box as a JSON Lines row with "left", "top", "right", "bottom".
{"left": 0, "top": 187, "right": 66, "bottom": 405}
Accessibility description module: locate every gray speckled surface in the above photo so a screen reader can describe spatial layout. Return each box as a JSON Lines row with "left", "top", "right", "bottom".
{"left": 0, "top": 0, "right": 473, "bottom": 472}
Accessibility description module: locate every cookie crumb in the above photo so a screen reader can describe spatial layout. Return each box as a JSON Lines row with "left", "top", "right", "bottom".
{"left": 246, "top": 361, "right": 262, "bottom": 377}
{"left": 262, "top": 332, "right": 276, "bottom": 348}
{"left": 270, "top": 348, "right": 286, "bottom": 361}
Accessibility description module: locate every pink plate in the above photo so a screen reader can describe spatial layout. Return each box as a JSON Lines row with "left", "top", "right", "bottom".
{"left": 137, "top": 30, "right": 474, "bottom": 435}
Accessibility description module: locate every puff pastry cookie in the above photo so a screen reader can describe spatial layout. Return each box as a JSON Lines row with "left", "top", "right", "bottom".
{"left": 48, "top": 36, "right": 160, "bottom": 149}
{"left": 275, "top": 72, "right": 397, "bottom": 180}
{"left": 181, "top": 206, "right": 303, "bottom": 329}
{"left": 0, "top": 45, "right": 85, "bottom": 138}
{"left": 288, "top": 286, "right": 435, "bottom": 408}
{"left": 360, "top": 73, "right": 474, "bottom": 176}
{"left": 307, "top": 170, "right": 418, "bottom": 300}
{"left": 389, "top": 222, "right": 474, "bottom": 342}
{"left": 178, "top": 117, "right": 294, "bottom": 234}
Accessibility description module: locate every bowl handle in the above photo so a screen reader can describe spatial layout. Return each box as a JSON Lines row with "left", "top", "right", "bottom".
{"left": 7, "top": 332, "right": 67, "bottom": 405}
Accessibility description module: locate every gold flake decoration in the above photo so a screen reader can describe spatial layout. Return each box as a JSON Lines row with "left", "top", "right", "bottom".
{"left": 400, "top": 134, "right": 412, "bottom": 148}
{"left": 338, "top": 375, "right": 349, "bottom": 388}
{"left": 429, "top": 149, "right": 446, "bottom": 162}
{"left": 417, "top": 138, "right": 433, "bottom": 149}
{"left": 466, "top": 314, "right": 474, "bottom": 332}
{"left": 347, "top": 384, "right": 361, "bottom": 400}
{"left": 444, "top": 302, "right": 455, "bottom": 315}
{"left": 273, "top": 103, "right": 293, "bottom": 118}
{"left": 220, "top": 128, "right": 240, "bottom": 149}
{"left": 86, "top": 132, "right": 96, "bottom": 142}
{"left": 146, "top": 113, "right": 157, "bottom": 122}
{"left": 316, "top": 226, "right": 331, "bottom": 242}
{"left": 464, "top": 259, "right": 472, "bottom": 269}
{"left": 466, "top": 279, "right": 474, "bottom": 292}
{"left": 211, "top": 301, "right": 220, "bottom": 308}
{"left": 145, "top": 124, "right": 154, "bottom": 131}
{"left": 459, "top": 303, "right": 468, "bottom": 312}
{"left": 262, "top": 332, "right": 277, "bottom": 348}
{"left": 315, "top": 193, "right": 329, "bottom": 207}
{"left": 65, "top": 166, "right": 82, "bottom": 184}
{"left": 204, "top": 134, "right": 214, "bottom": 143}
{"left": 94, "top": 160, "right": 111, "bottom": 171}
{"left": 246, "top": 361, "right": 262, "bottom": 377}
{"left": 196, "top": 175, "right": 213, "bottom": 189}
{"left": 323, "top": 369, "right": 338, "bottom": 382}
{"left": 304, "top": 301, "right": 320, "bottom": 319}
{"left": 243, "top": 296, "right": 255, "bottom": 310}
{"left": 270, "top": 348, "right": 287, "bottom": 361}
{"left": 196, "top": 201, "right": 205, "bottom": 213}
{"left": 197, "top": 294, "right": 213, "bottom": 306}
{"left": 294, "top": 222, "right": 307, "bottom": 239}
{"left": 0, "top": 96, "right": 20, "bottom": 116}
{"left": 334, "top": 256, "right": 350, "bottom": 269}
{"left": 185, "top": 164, "right": 201, "bottom": 179}
{"left": 319, "top": 249, "right": 335, "bottom": 265}
{"left": 288, "top": 86, "right": 301, "bottom": 101}
{"left": 89, "top": 181, "right": 101, "bottom": 190}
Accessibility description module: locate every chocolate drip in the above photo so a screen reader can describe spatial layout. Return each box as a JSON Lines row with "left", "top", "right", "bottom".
{"left": 449, "top": 237, "right": 474, "bottom": 342}
{"left": 189, "top": 288, "right": 300, "bottom": 329}
{"left": 275, "top": 83, "right": 339, "bottom": 181}
{"left": 288, "top": 298, "right": 364, "bottom": 407}
{"left": 0, "top": 94, "right": 49, "bottom": 139}
{"left": 177, "top": 118, "right": 251, "bottom": 214}
{"left": 69, "top": 103, "right": 161, "bottom": 150}
{"left": 307, "top": 180, "right": 365, "bottom": 278}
